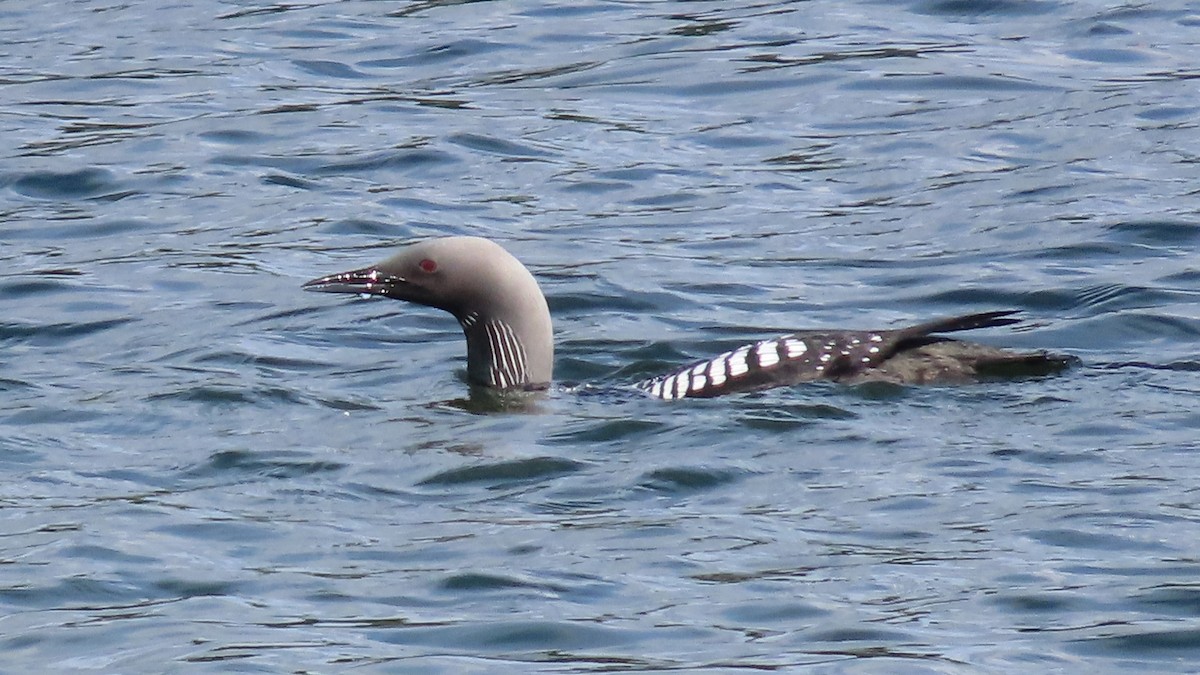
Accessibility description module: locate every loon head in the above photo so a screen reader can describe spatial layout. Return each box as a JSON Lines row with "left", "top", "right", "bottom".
{"left": 304, "top": 236, "right": 553, "bottom": 390}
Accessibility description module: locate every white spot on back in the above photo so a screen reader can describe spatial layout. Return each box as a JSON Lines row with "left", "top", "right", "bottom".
{"left": 691, "top": 374, "right": 706, "bottom": 391}
{"left": 708, "top": 359, "right": 727, "bottom": 386}
{"left": 756, "top": 341, "right": 780, "bottom": 368}
{"left": 673, "top": 375, "right": 688, "bottom": 398}
{"left": 727, "top": 347, "right": 750, "bottom": 377}
{"left": 784, "top": 338, "right": 806, "bottom": 358}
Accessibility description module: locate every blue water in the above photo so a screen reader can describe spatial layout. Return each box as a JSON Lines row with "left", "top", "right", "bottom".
{"left": 3, "top": 0, "right": 1200, "bottom": 671}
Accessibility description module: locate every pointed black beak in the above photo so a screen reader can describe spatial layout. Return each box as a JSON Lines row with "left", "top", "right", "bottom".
{"left": 302, "top": 266, "right": 405, "bottom": 297}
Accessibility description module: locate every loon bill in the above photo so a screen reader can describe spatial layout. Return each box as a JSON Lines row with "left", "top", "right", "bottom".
{"left": 303, "top": 236, "right": 1075, "bottom": 399}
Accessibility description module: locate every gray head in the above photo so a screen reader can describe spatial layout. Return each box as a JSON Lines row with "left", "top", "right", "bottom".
{"left": 304, "top": 236, "right": 553, "bottom": 389}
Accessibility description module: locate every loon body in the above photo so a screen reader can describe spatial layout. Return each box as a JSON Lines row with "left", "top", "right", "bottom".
{"left": 303, "top": 236, "right": 1074, "bottom": 399}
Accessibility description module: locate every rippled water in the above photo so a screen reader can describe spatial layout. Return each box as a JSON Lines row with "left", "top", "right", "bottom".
{"left": 3, "top": 0, "right": 1200, "bottom": 671}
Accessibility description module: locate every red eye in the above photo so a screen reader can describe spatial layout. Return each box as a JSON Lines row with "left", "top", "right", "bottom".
{"left": 419, "top": 258, "right": 437, "bottom": 273}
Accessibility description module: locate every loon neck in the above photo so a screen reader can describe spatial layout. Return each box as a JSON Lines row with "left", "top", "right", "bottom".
{"left": 459, "top": 311, "right": 542, "bottom": 389}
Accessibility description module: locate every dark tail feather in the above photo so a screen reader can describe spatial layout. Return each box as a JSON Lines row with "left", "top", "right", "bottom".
{"left": 900, "top": 310, "right": 1022, "bottom": 338}
{"left": 975, "top": 351, "right": 1081, "bottom": 378}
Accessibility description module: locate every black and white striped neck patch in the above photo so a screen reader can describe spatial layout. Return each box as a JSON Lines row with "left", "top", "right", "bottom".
{"left": 634, "top": 330, "right": 891, "bottom": 400}
{"left": 483, "top": 319, "right": 529, "bottom": 389}
{"left": 461, "top": 312, "right": 531, "bottom": 389}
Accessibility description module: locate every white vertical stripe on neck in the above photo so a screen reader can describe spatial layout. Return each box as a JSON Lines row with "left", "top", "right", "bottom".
{"left": 484, "top": 319, "right": 528, "bottom": 389}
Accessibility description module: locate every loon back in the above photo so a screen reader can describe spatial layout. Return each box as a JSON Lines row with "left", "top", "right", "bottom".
{"left": 634, "top": 310, "right": 1071, "bottom": 399}
{"left": 303, "top": 237, "right": 1074, "bottom": 399}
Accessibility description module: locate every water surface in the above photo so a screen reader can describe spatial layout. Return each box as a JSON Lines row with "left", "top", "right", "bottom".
{"left": 2, "top": 0, "right": 1199, "bottom": 672}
